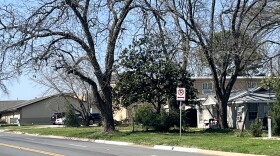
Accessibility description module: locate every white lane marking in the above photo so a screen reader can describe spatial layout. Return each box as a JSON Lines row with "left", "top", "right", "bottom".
{"left": 69, "top": 144, "right": 87, "bottom": 148}
{"left": 25, "top": 138, "right": 35, "bottom": 141}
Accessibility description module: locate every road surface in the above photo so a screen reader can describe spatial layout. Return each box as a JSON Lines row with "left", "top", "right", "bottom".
{"left": 0, "top": 132, "right": 213, "bottom": 156}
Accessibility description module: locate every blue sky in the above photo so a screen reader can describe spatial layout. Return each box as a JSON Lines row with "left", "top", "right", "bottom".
{"left": 0, "top": 76, "right": 48, "bottom": 100}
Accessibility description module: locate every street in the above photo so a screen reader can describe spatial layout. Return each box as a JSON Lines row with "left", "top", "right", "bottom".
{"left": 0, "top": 132, "right": 212, "bottom": 156}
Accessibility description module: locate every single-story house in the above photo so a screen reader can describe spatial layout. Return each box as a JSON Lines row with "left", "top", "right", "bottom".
{"left": 0, "top": 94, "right": 98, "bottom": 125}
{"left": 197, "top": 87, "right": 275, "bottom": 129}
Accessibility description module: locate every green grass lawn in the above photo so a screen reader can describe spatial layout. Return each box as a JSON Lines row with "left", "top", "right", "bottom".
{"left": 1, "top": 125, "right": 279, "bottom": 156}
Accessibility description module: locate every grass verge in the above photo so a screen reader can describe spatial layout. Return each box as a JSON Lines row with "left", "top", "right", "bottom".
{"left": 1, "top": 126, "right": 279, "bottom": 156}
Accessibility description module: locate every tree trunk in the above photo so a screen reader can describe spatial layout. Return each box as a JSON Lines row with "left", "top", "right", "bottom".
{"left": 156, "top": 98, "right": 162, "bottom": 114}
{"left": 96, "top": 99, "right": 115, "bottom": 132}
{"left": 99, "top": 87, "right": 115, "bottom": 132}
{"left": 102, "top": 105, "right": 115, "bottom": 132}
{"left": 91, "top": 82, "right": 115, "bottom": 132}
{"left": 219, "top": 99, "right": 229, "bottom": 129}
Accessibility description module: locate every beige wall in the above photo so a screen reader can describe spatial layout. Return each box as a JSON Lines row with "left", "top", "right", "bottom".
{"left": 114, "top": 108, "right": 128, "bottom": 121}
{"left": 193, "top": 77, "right": 264, "bottom": 95}
{"left": 197, "top": 105, "right": 215, "bottom": 128}
{"left": 0, "top": 111, "right": 20, "bottom": 124}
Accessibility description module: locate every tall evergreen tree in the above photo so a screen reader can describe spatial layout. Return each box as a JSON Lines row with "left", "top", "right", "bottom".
{"left": 271, "top": 80, "right": 280, "bottom": 135}
{"left": 113, "top": 35, "right": 197, "bottom": 113}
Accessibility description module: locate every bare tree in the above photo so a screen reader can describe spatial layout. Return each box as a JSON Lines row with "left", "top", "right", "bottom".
{"left": 0, "top": 0, "right": 135, "bottom": 132}
{"left": 141, "top": 0, "right": 193, "bottom": 68}
{"left": 165, "top": 0, "right": 280, "bottom": 128}
{"left": 33, "top": 68, "right": 96, "bottom": 126}
{"left": 0, "top": 45, "right": 17, "bottom": 95}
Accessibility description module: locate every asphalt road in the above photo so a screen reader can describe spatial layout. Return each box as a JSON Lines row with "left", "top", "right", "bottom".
{"left": 0, "top": 132, "right": 213, "bottom": 156}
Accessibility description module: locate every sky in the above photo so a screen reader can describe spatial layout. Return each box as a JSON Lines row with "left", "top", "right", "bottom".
{"left": 0, "top": 76, "right": 48, "bottom": 101}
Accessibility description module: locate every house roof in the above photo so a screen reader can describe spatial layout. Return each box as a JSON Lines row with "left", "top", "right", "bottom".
{"left": 5, "top": 96, "right": 53, "bottom": 112}
{"left": 191, "top": 76, "right": 265, "bottom": 80}
{"left": 0, "top": 94, "right": 73, "bottom": 113}
{"left": 228, "top": 87, "right": 275, "bottom": 104}
{"left": 0, "top": 100, "right": 27, "bottom": 112}
{"left": 203, "top": 95, "right": 217, "bottom": 106}
{"left": 200, "top": 87, "right": 275, "bottom": 106}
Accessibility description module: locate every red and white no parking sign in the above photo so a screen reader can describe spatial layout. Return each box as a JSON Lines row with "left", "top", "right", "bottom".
{"left": 176, "top": 88, "right": 185, "bottom": 101}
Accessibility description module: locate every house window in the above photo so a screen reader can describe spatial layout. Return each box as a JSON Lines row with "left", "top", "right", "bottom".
{"left": 202, "top": 83, "right": 213, "bottom": 94}
{"left": 248, "top": 103, "right": 258, "bottom": 120}
{"left": 203, "top": 83, "right": 213, "bottom": 90}
{"left": 247, "top": 82, "right": 257, "bottom": 89}
{"left": 10, "top": 118, "right": 18, "bottom": 124}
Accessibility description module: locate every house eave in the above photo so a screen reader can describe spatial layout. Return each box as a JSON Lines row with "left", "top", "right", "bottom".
{"left": 229, "top": 100, "right": 275, "bottom": 105}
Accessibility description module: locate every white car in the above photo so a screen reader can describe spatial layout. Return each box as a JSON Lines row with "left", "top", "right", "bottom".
{"left": 55, "top": 117, "right": 65, "bottom": 125}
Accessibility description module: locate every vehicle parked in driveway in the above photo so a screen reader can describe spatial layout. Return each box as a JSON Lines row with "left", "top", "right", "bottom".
{"left": 55, "top": 117, "right": 66, "bottom": 125}
{"left": 89, "top": 113, "right": 101, "bottom": 125}
{"left": 50, "top": 112, "right": 65, "bottom": 125}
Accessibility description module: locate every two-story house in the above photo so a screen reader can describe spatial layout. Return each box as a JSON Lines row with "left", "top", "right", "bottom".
{"left": 193, "top": 76, "right": 275, "bottom": 129}
{"left": 193, "top": 76, "right": 263, "bottom": 95}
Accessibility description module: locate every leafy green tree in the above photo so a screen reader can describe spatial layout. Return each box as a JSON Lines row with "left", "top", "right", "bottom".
{"left": 261, "top": 76, "right": 280, "bottom": 135}
{"left": 113, "top": 35, "right": 197, "bottom": 113}
{"left": 271, "top": 80, "right": 280, "bottom": 135}
{"left": 262, "top": 76, "right": 280, "bottom": 90}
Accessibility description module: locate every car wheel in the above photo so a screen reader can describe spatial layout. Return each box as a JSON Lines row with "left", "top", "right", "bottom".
{"left": 89, "top": 120, "right": 94, "bottom": 125}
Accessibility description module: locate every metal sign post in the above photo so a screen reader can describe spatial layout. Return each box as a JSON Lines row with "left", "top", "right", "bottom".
{"left": 180, "top": 100, "right": 182, "bottom": 137}
{"left": 176, "top": 88, "right": 185, "bottom": 137}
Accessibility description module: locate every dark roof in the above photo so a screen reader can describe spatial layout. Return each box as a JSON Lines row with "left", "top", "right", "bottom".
{"left": 0, "top": 100, "right": 27, "bottom": 112}
{"left": 0, "top": 94, "right": 72, "bottom": 113}
{"left": 5, "top": 96, "right": 53, "bottom": 112}
{"left": 228, "top": 87, "right": 275, "bottom": 104}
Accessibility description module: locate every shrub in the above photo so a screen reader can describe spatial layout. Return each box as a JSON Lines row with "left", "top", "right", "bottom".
{"left": 250, "top": 117, "right": 262, "bottom": 137}
{"left": 0, "top": 120, "right": 7, "bottom": 124}
{"left": 134, "top": 104, "right": 156, "bottom": 130}
{"left": 134, "top": 104, "right": 187, "bottom": 132}
{"left": 167, "top": 110, "right": 187, "bottom": 129}
{"left": 153, "top": 111, "right": 169, "bottom": 132}
{"left": 64, "top": 105, "right": 80, "bottom": 127}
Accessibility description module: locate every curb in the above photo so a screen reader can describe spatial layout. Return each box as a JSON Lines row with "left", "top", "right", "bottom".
{"left": 197, "top": 149, "right": 266, "bottom": 156}
{"left": 154, "top": 145, "right": 198, "bottom": 153}
{"left": 153, "top": 145, "right": 265, "bottom": 156}
{"left": 95, "top": 140, "right": 133, "bottom": 146}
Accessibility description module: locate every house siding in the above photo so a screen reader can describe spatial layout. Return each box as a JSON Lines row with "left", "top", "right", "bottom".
{"left": 229, "top": 103, "right": 269, "bottom": 130}
{"left": 193, "top": 77, "right": 263, "bottom": 95}
{"left": 19, "top": 96, "right": 81, "bottom": 124}
{"left": 197, "top": 105, "right": 216, "bottom": 128}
